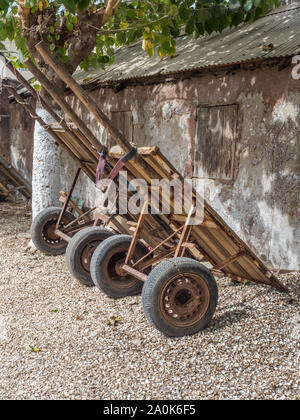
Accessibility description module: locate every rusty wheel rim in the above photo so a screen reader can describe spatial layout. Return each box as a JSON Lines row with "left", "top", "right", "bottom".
{"left": 79, "top": 240, "right": 101, "bottom": 273}
{"left": 160, "top": 273, "right": 210, "bottom": 328}
{"left": 107, "top": 251, "right": 138, "bottom": 289}
{"left": 41, "top": 217, "right": 67, "bottom": 249}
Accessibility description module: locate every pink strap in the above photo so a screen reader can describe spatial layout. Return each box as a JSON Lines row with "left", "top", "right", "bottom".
{"left": 96, "top": 153, "right": 106, "bottom": 186}
{"left": 108, "top": 159, "right": 126, "bottom": 180}
{"left": 96, "top": 148, "right": 136, "bottom": 186}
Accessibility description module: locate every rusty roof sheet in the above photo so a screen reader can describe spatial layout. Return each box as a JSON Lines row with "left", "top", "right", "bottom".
{"left": 75, "top": 3, "right": 300, "bottom": 87}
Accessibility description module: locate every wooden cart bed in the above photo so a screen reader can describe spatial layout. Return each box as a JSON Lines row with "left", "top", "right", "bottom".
{"left": 109, "top": 145, "right": 287, "bottom": 292}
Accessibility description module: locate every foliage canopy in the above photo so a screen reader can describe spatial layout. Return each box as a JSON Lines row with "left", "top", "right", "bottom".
{"left": 0, "top": 1, "right": 279, "bottom": 74}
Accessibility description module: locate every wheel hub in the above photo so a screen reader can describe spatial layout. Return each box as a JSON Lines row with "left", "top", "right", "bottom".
{"left": 161, "top": 273, "right": 210, "bottom": 326}
{"left": 107, "top": 251, "right": 138, "bottom": 289}
{"left": 115, "top": 259, "right": 128, "bottom": 277}
{"left": 42, "top": 218, "right": 63, "bottom": 245}
{"left": 80, "top": 240, "right": 100, "bottom": 272}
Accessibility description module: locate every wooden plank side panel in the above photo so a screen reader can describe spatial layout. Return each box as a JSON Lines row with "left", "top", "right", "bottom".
{"left": 138, "top": 149, "right": 286, "bottom": 291}
{"left": 192, "top": 225, "right": 252, "bottom": 279}
{"left": 201, "top": 224, "right": 268, "bottom": 282}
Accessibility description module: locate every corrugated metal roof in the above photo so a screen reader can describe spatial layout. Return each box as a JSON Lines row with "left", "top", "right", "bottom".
{"left": 75, "top": 3, "right": 300, "bottom": 87}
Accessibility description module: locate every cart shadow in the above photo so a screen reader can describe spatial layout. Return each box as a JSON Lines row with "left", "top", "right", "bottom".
{"left": 210, "top": 308, "right": 250, "bottom": 330}
{"left": 285, "top": 282, "right": 300, "bottom": 300}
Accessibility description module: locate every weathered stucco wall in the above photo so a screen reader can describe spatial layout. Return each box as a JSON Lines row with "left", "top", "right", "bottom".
{"left": 0, "top": 86, "right": 35, "bottom": 185}
{"left": 32, "top": 63, "right": 299, "bottom": 270}
{"left": 0, "top": 88, "right": 10, "bottom": 161}
{"left": 8, "top": 98, "right": 35, "bottom": 182}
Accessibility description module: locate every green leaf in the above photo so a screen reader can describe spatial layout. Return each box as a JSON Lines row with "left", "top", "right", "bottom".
{"left": 169, "top": 4, "right": 178, "bottom": 17}
{"left": 77, "top": 0, "right": 90, "bottom": 12}
{"left": 62, "top": 0, "right": 76, "bottom": 14}
{"left": 61, "top": 55, "right": 70, "bottom": 63}
{"left": 49, "top": 43, "right": 55, "bottom": 51}
{"left": 179, "top": 5, "right": 191, "bottom": 21}
{"left": 185, "top": 19, "right": 195, "bottom": 36}
{"left": 169, "top": 23, "right": 180, "bottom": 38}
{"left": 29, "top": 345, "right": 41, "bottom": 353}
{"left": 25, "top": 0, "right": 35, "bottom": 8}
{"left": 195, "top": 22, "right": 204, "bottom": 36}
{"left": 231, "top": 11, "right": 245, "bottom": 27}
{"left": 0, "top": 0, "right": 9, "bottom": 12}
{"left": 147, "top": 46, "right": 154, "bottom": 57}
{"left": 80, "top": 58, "right": 89, "bottom": 71}
{"left": 116, "top": 31, "right": 126, "bottom": 45}
{"left": 66, "top": 23, "right": 74, "bottom": 32}
{"left": 98, "top": 55, "right": 109, "bottom": 64}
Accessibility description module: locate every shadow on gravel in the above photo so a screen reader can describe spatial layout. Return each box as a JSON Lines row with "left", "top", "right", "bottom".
{"left": 210, "top": 309, "right": 250, "bottom": 330}
{"left": 286, "top": 283, "right": 300, "bottom": 300}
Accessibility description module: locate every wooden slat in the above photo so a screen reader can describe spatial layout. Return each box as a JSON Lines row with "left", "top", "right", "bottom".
{"left": 213, "top": 251, "right": 246, "bottom": 270}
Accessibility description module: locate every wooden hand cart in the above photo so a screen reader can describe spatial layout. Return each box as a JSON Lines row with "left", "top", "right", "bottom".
{"left": 89, "top": 145, "right": 288, "bottom": 336}
{"left": 3, "top": 43, "right": 288, "bottom": 336}
{"left": 2, "top": 55, "right": 174, "bottom": 286}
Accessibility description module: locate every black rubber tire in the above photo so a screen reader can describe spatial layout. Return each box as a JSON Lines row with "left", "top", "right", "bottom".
{"left": 142, "top": 257, "right": 218, "bottom": 337}
{"left": 65, "top": 226, "right": 115, "bottom": 287}
{"left": 30, "top": 207, "right": 76, "bottom": 256}
{"left": 90, "top": 234, "right": 151, "bottom": 298}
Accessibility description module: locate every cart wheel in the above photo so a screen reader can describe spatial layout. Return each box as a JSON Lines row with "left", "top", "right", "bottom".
{"left": 90, "top": 234, "right": 151, "bottom": 298}
{"left": 142, "top": 257, "right": 218, "bottom": 337}
{"left": 66, "top": 226, "right": 115, "bottom": 286}
{"left": 30, "top": 207, "right": 76, "bottom": 256}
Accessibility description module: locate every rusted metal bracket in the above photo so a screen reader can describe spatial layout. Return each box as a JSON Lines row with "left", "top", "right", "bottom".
{"left": 174, "top": 205, "right": 195, "bottom": 257}
{"left": 124, "top": 201, "right": 147, "bottom": 265}
{"left": 121, "top": 205, "right": 196, "bottom": 281}
{"left": 120, "top": 264, "right": 147, "bottom": 283}
{"left": 56, "top": 167, "right": 81, "bottom": 229}
{"left": 54, "top": 229, "right": 71, "bottom": 243}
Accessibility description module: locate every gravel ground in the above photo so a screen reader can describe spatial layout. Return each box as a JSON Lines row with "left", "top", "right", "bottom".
{"left": 0, "top": 201, "right": 299, "bottom": 400}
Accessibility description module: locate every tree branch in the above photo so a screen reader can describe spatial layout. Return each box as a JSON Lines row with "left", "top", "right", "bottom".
{"left": 89, "top": 13, "right": 172, "bottom": 35}
{"left": 113, "top": 0, "right": 122, "bottom": 13}
{"left": 102, "top": 0, "right": 122, "bottom": 25}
